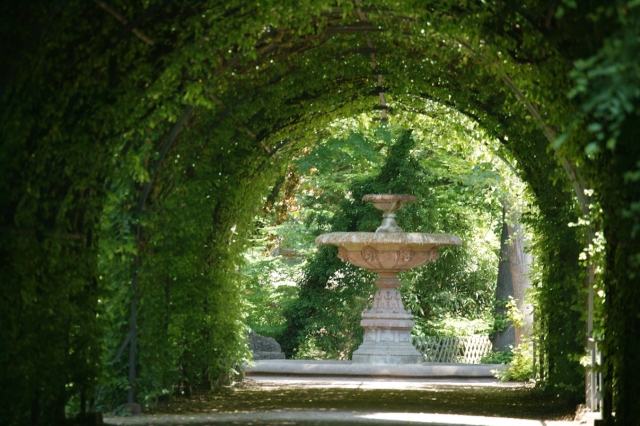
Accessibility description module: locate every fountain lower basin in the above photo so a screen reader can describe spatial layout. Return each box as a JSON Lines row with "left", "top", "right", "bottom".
{"left": 315, "top": 195, "right": 462, "bottom": 365}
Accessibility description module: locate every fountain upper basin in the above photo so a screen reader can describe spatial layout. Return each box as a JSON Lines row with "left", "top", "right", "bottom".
{"left": 315, "top": 232, "right": 462, "bottom": 273}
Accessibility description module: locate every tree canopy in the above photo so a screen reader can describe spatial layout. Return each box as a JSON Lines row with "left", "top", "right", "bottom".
{"left": 1, "top": 1, "right": 639, "bottom": 424}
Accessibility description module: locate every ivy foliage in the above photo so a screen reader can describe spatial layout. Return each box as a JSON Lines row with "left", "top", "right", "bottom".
{"left": 551, "top": 2, "right": 640, "bottom": 416}
{"left": 0, "top": 0, "right": 639, "bottom": 424}
{"left": 95, "top": 109, "right": 285, "bottom": 411}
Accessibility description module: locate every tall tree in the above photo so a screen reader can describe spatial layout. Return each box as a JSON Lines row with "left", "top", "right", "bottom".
{"left": 492, "top": 206, "right": 533, "bottom": 351}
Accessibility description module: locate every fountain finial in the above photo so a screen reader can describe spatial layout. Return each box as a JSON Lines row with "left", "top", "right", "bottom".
{"left": 363, "top": 194, "right": 417, "bottom": 233}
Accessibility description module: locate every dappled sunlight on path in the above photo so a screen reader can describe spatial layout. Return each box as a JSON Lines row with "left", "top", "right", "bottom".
{"left": 105, "top": 377, "right": 582, "bottom": 425}
{"left": 360, "top": 412, "right": 574, "bottom": 425}
{"left": 105, "top": 410, "right": 578, "bottom": 425}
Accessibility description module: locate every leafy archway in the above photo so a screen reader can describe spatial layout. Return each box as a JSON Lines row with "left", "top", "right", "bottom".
{"left": 1, "top": 1, "right": 638, "bottom": 424}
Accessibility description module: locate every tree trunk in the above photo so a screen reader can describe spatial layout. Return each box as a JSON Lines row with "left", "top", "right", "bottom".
{"left": 491, "top": 206, "right": 533, "bottom": 351}
{"left": 492, "top": 212, "right": 516, "bottom": 351}
{"left": 507, "top": 221, "right": 534, "bottom": 345}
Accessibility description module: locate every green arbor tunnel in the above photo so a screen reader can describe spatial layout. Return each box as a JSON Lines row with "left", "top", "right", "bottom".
{"left": 1, "top": 1, "right": 639, "bottom": 424}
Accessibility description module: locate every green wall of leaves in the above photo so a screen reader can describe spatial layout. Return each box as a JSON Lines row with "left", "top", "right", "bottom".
{"left": 1, "top": 0, "right": 638, "bottom": 424}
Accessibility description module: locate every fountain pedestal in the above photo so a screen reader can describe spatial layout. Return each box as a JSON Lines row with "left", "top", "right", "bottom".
{"left": 353, "top": 276, "right": 422, "bottom": 364}
{"left": 315, "top": 194, "right": 462, "bottom": 365}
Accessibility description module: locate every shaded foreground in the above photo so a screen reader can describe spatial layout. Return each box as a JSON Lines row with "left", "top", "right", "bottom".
{"left": 105, "top": 377, "right": 579, "bottom": 425}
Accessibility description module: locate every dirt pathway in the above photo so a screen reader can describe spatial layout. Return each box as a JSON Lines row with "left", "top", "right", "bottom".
{"left": 104, "top": 376, "right": 585, "bottom": 425}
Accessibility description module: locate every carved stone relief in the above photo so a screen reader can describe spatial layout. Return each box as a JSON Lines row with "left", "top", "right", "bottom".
{"left": 361, "top": 245, "right": 378, "bottom": 262}
{"left": 337, "top": 246, "right": 349, "bottom": 262}
{"left": 398, "top": 245, "right": 414, "bottom": 262}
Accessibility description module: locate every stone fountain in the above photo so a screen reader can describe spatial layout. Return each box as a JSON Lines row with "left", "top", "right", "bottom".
{"left": 315, "top": 194, "right": 462, "bottom": 364}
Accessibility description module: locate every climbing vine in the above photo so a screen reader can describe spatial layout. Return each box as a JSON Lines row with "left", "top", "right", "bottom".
{"left": 1, "top": 0, "right": 638, "bottom": 424}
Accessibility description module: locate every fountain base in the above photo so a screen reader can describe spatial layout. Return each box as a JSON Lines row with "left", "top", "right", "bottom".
{"left": 352, "top": 341, "right": 422, "bottom": 364}
{"left": 351, "top": 288, "right": 423, "bottom": 364}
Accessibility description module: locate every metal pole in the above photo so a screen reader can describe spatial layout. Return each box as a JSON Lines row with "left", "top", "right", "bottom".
{"left": 592, "top": 340, "right": 596, "bottom": 410}
{"left": 128, "top": 265, "right": 138, "bottom": 404}
{"left": 586, "top": 263, "right": 595, "bottom": 410}
{"left": 126, "top": 106, "right": 192, "bottom": 405}
{"left": 128, "top": 225, "right": 141, "bottom": 404}
{"left": 532, "top": 340, "right": 537, "bottom": 380}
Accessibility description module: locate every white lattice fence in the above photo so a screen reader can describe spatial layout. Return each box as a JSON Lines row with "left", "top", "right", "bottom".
{"left": 412, "top": 335, "right": 493, "bottom": 364}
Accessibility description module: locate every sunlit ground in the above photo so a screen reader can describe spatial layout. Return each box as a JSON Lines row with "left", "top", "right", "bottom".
{"left": 104, "top": 376, "right": 582, "bottom": 425}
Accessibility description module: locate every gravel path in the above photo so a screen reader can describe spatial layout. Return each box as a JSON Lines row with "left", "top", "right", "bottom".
{"left": 105, "top": 409, "right": 580, "bottom": 425}
{"left": 104, "top": 376, "right": 593, "bottom": 426}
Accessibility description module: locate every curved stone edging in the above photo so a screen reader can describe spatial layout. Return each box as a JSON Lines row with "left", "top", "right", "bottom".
{"left": 244, "top": 359, "right": 506, "bottom": 378}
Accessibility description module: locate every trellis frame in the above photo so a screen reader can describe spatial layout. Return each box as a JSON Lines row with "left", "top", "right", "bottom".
{"left": 412, "top": 335, "right": 493, "bottom": 364}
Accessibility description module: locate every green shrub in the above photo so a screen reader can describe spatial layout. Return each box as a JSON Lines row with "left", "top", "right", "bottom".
{"left": 413, "top": 314, "right": 494, "bottom": 337}
{"left": 493, "top": 341, "right": 534, "bottom": 382}
{"left": 480, "top": 349, "right": 514, "bottom": 365}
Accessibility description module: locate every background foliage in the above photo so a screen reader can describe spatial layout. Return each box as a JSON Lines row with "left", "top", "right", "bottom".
{"left": 1, "top": 0, "right": 639, "bottom": 424}
{"left": 282, "top": 128, "right": 504, "bottom": 359}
